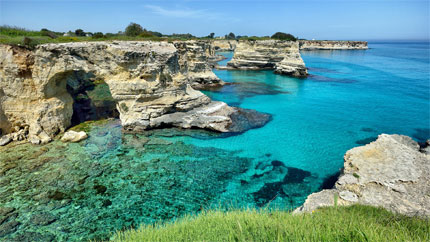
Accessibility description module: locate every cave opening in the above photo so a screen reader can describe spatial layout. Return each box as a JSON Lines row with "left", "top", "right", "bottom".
{"left": 65, "top": 71, "right": 119, "bottom": 127}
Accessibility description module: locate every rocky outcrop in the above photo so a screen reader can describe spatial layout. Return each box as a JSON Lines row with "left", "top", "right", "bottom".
{"left": 211, "top": 40, "right": 238, "bottom": 51}
{"left": 0, "top": 41, "right": 270, "bottom": 144}
{"left": 295, "top": 134, "right": 430, "bottom": 217}
{"left": 227, "top": 40, "right": 307, "bottom": 77}
{"left": 299, "top": 40, "right": 368, "bottom": 50}
{"left": 174, "top": 40, "right": 224, "bottom": 90}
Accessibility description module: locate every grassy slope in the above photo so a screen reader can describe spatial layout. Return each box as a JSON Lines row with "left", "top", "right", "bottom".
{"left": 112, "top": 205, "right": 429, "bottom": 242}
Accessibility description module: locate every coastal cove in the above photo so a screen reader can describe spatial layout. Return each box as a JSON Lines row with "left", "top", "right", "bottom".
{"left": 0, "top": 41, "right": 429, "bottom": 241}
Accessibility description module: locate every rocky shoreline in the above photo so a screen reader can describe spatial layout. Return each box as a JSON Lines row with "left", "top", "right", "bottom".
{"left": 299, "top": 40, "right": 368, "bottom": 50}
{"left": 295, "top": 134, "right": 430, "bottom": 218}
{"left": 0, "top": 41, "right": 271, "bottom": 145}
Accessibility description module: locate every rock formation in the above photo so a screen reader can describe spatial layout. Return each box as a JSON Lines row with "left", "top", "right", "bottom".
{"left": 211, "top": 40, "right": 238, "bottom": 51}
{"left": 227, "top": 40, "right": 307, "bottom": 77}
{"left": 295, "top": 134, "right": 430, "bottom": 217}
{"left": 0, "top": 41, "right": 270, "bottom": 144}
{"left": 174, "top": 40, "right": 224, "bottom": 90}
{"left": 299, "top": 40, "right": 368, "bottom": 50}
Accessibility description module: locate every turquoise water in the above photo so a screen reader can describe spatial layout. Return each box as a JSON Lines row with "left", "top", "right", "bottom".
{"left": 0, "top": 42, "right": 429, "bottom": 241}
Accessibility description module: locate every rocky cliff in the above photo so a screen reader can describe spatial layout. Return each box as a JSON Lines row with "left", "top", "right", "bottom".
{"left": 174, "top": 40, "right": 224, "bottom": 90}
{"left": 295, "top": 134, "right": 430, "bottom": 217}
{"left": 299, "top": 40, "right": 368, "bottom": 50}
{"left": 211, "top": 40, "right": 238, "bottom": 51}
{"left": 0, "top": 42, "right": 270, "bottom": 145}
{"left": 227, "top": 40, "right": 307, "bottom": 77}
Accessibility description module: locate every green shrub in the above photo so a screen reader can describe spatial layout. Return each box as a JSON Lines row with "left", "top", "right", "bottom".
{"left": 271, "top": 32, "right": 297, "bottom": 41}
{"left": 125, "top": 22, "right": 144, "bottom": 37}
{"left": 92, "top": 32, "right": 104, "bottom": 39}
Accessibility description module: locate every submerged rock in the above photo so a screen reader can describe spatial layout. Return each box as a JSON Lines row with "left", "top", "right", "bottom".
{"left": 295, "top": 134, "right": 430, "bottom": 217}
{"left": 61, "top": 130, "right": 88, "bottom": 143}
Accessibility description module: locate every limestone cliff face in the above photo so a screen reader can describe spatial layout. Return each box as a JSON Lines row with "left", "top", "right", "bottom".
{"left": 227, "top": 40, "right": 307, "bottom": 77}
{"left": 299, "top": 40, "right": 368, "bottom": 50}
{"left": 174, "top": 40, "right": 224, "bottom": 90}
{"left": 211, "top": 40, "right": 238, "bottom": 51}
{"left": 295, "top": 134, "right": 430, "bottom": 217}
{"left": 0, "top": 41, "right": 270, "bottom": 144}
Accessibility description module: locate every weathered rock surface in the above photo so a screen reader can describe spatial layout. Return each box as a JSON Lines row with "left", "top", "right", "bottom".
{"left": 174, "top": 40, "right": 224, "bottom": 90}
{"left": 295, "top": 134, "right": 430, "bottom": 217}
{"left": 227, "top": 40, "right": 307, "bottom": 77}
{"left": 0, "top": 135, "right": 11, "bottom": 146}
{"left": 0, "top": 41, "right": 268, "bottom": 143}
{"left": 211, "top": 40, "right": 238, "bottom": 51}
{"left": 299, "top": 40, "right": 368, "bottom": 50}
{"left": 61, "top": 130, "right": 88, "bottom": 142}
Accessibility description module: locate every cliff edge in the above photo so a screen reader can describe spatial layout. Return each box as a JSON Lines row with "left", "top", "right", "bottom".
{"left": 295, "top": 134, "right": 430, "bottom": 217}
{"left": 227, "top": 40, "right": 307, "bottom": 77}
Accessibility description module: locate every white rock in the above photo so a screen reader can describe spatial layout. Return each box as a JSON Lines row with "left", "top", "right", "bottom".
{"left": 61, "top": 130, "right": 88, "bottom": 143}
{"left": 0, "top": 135, "right": 12, "bottom": 146}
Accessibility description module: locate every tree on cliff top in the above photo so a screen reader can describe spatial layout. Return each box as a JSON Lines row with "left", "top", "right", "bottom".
{"left": 225, "top": 32, "right": 236, "bottom": 40}
{"left": 271, "top": 32, "right": 297, "bottom": 41}
{"left": 125, "top": 22, "right": 144, "bottom": 37}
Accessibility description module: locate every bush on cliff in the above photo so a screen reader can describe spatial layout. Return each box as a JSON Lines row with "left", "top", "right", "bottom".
{"left": 271, "top": 32, "right": 297, "bottom": 41}
{"left": 113, "top": 205, "right": 429, "bottom": 242}
{"left": 125, "top": 22, "right": 144, "bottom": 37}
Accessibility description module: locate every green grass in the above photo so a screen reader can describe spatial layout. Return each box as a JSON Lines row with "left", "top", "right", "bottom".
{"left": 0, "top": 25, "right": 204, "bottom": 47}
{"left": 112, "top": 205, "right": 429, "bottom": 242}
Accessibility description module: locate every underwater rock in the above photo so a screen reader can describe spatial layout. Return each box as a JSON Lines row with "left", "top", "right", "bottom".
{"left": 30, "top": 212, "right": 57, "bottom": 226}
{"left": 296, "top": 134, "right": 430, "bottom": 217}
{"left": 61, "top": 130, "right": 88, "bottom": 143}
{"left": 12, "top": 232, "right": 56, "bottom": 242}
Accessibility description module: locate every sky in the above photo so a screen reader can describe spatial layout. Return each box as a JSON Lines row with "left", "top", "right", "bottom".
{"left": 0, "top": 0, "right": 429, "bottom": 40}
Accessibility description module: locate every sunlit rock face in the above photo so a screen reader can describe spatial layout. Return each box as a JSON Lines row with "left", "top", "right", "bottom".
{"left": 211, "top": 40, "right": 238, "bottom": 51}
{"left": 174, "top": 40, "right": 224, "bottom": 90}
{"left": 0, "top": 41, "right": 270, "bottom": 143}
{"left": 295, "top": 134, "right": 430, "bottom": 218}
{"left": 227, "top": 40, "right": 307, "bottom": 77}
{"left": 299, "top": 40, "right": 368, "bottom": 50}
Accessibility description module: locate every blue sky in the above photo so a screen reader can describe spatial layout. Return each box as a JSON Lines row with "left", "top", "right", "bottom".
{"left": 1, "top": 0, "right": 429, "bottom": 40}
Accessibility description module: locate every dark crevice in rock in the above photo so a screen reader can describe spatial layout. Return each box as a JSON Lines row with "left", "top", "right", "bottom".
{"left": 65, "top": 71, "right": 119, "bottom": 127}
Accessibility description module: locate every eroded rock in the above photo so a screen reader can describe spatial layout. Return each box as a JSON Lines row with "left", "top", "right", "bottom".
{"left": 227, "top": 40, "right": 307, "bottom": 77}
{"left": 295, "top": 134, "right": 430, "bottom": 217}
{"left": 0, "top": 41, "right": 268, "bottom": 144}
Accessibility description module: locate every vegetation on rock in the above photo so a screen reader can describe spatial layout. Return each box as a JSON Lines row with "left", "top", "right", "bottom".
{"left": 271, "top": 32, "right": 297, "bottom": 41}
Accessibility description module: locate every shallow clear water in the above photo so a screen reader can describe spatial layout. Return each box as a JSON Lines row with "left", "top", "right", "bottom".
{"left": 0, "top": 42, "right": 429, "bottom": 241}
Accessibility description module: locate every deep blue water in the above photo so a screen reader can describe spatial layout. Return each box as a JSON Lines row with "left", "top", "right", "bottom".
{"left": 1, "top": 42, "right": 429, "bottom": 241}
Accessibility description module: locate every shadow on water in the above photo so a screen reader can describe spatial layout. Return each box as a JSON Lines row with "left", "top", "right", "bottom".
{"left": 412, "top": 128, "right": 430, "bottom": 143}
